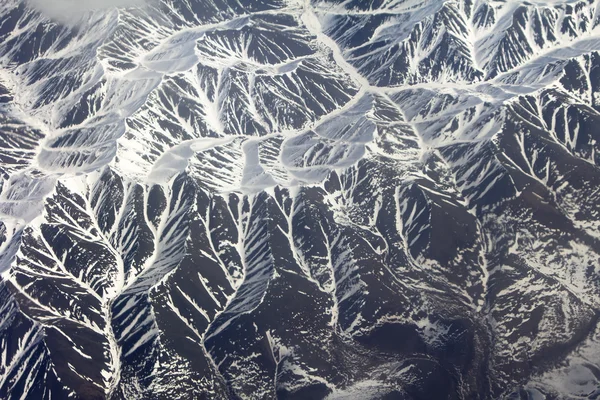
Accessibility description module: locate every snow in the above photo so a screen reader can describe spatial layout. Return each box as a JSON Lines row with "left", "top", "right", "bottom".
{"left": 2, "top": 0, "right": 600, "bottom": 397}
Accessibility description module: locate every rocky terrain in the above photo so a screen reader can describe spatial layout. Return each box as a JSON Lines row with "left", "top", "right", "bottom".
{"left": 0, "top": 0, "right": 600, "bottom": 398}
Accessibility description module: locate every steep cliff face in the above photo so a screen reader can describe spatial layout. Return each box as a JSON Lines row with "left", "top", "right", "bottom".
{"left": 0, "top": 0, "right": 600, "bottom": 398}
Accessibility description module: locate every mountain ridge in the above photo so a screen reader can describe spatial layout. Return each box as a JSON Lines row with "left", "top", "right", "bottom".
{"left": 0, "top": 0, "right": 600, "bottom": 398}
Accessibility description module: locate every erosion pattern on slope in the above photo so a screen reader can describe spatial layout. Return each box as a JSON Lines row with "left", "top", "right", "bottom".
{"left": 0, "top": 0, "right": 600, "bottom": 398}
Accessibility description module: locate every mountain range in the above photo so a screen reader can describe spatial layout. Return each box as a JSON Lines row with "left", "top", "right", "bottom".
{"left": 1, "top": 0, "right": 600, "bottom": 398}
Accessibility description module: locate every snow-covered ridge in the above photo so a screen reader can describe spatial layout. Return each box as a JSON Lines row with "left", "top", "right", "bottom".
{"left": 0, "top": 0, "right": 600, "bottom": 399}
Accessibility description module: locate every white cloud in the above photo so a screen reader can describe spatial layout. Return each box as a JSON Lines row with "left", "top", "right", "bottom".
{"left": 27, "top": 0, "right": 148, "bottom": 22}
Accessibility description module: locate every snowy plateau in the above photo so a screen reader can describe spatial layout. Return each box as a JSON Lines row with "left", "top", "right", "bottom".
{"left": 1, "top": 0, "right": 600, "bottom": 398}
